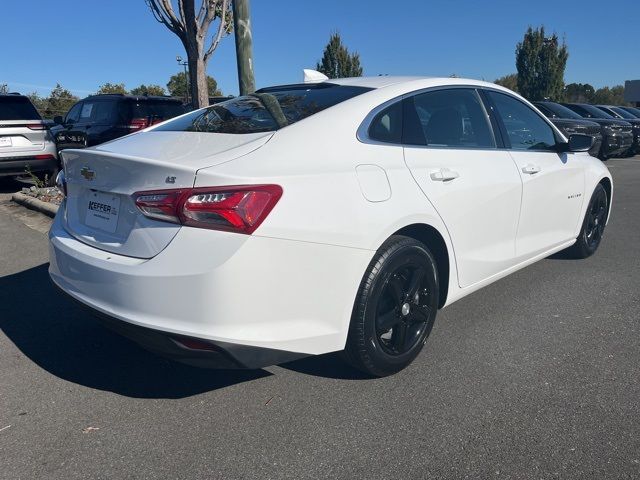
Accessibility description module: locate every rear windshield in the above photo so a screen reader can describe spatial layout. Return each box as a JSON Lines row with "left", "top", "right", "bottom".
{"left": 130, "top": 100, "right": 185, "bottom": 120}
{"left": 154, "top": 84, "right": 371, "bottom": 134}
{"left": 0, "top": 96, "right": 41, "bottom": 121}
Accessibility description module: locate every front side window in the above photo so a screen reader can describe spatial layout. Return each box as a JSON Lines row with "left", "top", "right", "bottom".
{"left": 487, "top": 91, "right": 556, "bottom": 151}
{"left": 155, "top": 84, "right": 371, "bottom": 134}
{"left": 403, "top": 88, "right": 495, "bottom": 148}
{"left": 65, "top": 102, "right": 82, "bottom": 123}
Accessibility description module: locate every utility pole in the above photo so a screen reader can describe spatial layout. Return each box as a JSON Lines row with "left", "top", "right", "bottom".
{"left": 176, "top": 55, "right": 189, "bottom": 105}
{"left": 232, "top": 0, "right": 256, "bottom": 95}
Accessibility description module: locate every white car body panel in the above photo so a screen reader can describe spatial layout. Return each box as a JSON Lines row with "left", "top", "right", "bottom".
{"left": 49, "top": 76, "right": 613, "bottom": 365}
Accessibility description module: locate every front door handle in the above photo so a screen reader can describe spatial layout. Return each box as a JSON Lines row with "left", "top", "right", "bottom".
{"left": 522, "top": 164, "right": 541, "bottom": 175}
{"left": 430, "top": 168, "right": 460, "bottom": 182}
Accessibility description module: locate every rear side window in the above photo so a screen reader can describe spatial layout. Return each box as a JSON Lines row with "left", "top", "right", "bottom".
{"left": 368, "top": 101, "right": 403, "bottom": 143}
{"left": 487, "top": 91, "right": 556, "bottom": 151}
{"left": 0, "top": 96, "right": 41, "bottom": 120}
{"left": 154, "top": 84, "right": 371, "bottom": 134}
{"left": 403, "top": 88, "right": 495, "bottom": 148}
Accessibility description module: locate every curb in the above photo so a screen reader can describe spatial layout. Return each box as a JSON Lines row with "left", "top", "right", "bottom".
{"left": 11, "top": 192, "right": 59, "bottom": 218}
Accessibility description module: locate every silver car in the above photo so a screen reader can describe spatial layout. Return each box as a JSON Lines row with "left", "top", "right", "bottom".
{"left": 0, "top": 93, "right": 59, "bottom": 185}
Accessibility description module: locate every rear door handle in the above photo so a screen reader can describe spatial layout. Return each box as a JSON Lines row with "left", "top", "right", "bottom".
{"left": 522, "top": 164, "right": 541, "bottom": 175}
{"left": 430, "top": 168, "right": 460, "bottom": 182}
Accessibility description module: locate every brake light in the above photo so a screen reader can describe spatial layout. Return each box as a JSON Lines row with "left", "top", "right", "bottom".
{"left": 133, "top": 185, "right": 282, "bottom": 234}
{"left": 26, "top": 124, "right": 46, "bottom": 130}
{"left": 128, "top": 118, "right": 150, "bottom": 131}
{"left": 34, "top": 154, "right": 55, "bottom": 160}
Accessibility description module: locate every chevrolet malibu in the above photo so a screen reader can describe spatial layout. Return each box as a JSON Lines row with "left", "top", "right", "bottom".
{"left": 49, "top": 76, "right": 612, "bottom": 377}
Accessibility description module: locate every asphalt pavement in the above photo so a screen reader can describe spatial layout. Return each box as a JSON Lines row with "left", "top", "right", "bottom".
{"left": 0, "top": 159, "right": 639, "bottom": 479}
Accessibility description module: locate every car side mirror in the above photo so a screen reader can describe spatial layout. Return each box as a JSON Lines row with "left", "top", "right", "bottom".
{"left": 558, "top": 133, "right": 594, "bottom": 153}
{"left": 53, "top": 116, "right": 64, "bottom": 125}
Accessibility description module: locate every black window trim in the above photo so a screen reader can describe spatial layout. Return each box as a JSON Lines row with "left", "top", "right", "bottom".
{"left": 357, "top": 85, "right": 502, "bottom": 152}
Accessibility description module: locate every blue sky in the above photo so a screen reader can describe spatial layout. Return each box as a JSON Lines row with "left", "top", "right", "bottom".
{"left": 2, "top": 0, "right": 639, "bottom": 97}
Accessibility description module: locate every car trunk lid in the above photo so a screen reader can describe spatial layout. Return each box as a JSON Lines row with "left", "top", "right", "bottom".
{"left": 61, "top": 130, "right": 273, "bottom": 258}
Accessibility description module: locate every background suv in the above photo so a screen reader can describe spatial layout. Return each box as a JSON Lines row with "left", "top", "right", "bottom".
{"left": 0, "top": 93, "right": 58, "bottom": 184}
{"left": 52, "top": 94, "right": 185, "bottom": 151}
{"left": 594, "top": 105, "right": 640, "bottom": 155}
{"left": 533, "top": 101, "right": 602, "bottom": 158}
{"left": 561, "top": 103, "right": 633, "bottom": 159}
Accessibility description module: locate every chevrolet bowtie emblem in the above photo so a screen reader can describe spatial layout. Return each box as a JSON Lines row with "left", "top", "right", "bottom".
{"left": 80, "top": 166, "right": 96, "bottom": 181}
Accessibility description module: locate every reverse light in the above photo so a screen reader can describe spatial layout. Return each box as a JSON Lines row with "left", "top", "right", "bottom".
{"left": 133, "top": 185, "right": 283, "bottom": 234}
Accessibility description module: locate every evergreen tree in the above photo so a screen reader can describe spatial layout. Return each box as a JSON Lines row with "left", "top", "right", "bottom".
{"left": 316, "top": 32, "right": 363, "bottom": 79}
{"left": 516, "top": 26, "right": 568, "bottom": 101}
{"left": 45, "top": 84, "right": 79, "bottom": 117}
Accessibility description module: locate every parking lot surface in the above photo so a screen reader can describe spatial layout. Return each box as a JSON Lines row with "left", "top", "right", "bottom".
{"left": 1, "top": 158, "right": 639, "bottom": 479}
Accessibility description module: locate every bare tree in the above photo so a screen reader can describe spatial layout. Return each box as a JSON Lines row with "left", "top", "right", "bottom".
{"left": 146, "top": 0, "right": 232, "bottom": 108}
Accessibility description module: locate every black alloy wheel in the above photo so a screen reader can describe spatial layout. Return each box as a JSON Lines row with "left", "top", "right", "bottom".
{"left": 565, "top": 183, "right": 609, "bottom": 259}
{"left": 344, "top": 236, "right": 439, "bottom": 377}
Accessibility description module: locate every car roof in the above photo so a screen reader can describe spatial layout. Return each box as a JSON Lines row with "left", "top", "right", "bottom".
{"left": 261, "top": 76, "right": 513, "bottom": 94}
{"left": 83, "top": 94, "right": 182, "bottom": 102}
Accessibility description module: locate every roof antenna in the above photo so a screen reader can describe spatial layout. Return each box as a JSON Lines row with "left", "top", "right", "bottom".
{"left": 303, "top": 69, "right": 329, "bottom": 83}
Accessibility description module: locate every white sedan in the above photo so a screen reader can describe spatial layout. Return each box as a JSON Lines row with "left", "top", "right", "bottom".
{"left": 49, "top": 75, "right": 612, "bottom": 376}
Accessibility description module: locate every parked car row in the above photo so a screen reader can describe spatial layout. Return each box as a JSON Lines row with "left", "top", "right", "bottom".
{"left": 534, "top": 100, "right": 640, "bottom": 160}
{"left": 0, "top": 93, "right": 186, "bottom": 184}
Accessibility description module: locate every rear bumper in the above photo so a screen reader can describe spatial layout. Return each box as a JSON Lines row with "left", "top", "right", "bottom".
{"left": 53, "top": 280, "right": 307, "bottom": 369}
{"left": 0, "top": 155, "right": 58, "bottom": 176}
{"left": 48, "top": 206, "right": 372, "bottom": 367}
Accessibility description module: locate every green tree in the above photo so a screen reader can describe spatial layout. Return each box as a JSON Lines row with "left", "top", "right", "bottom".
{"left": 563, "top": 83, "right": 595, "bottom": 103}
{"left": 96, "top": 82, "right": 128, "bottom": 95}
{"left": 27, "top": 92, "right": 47, "bottom": 115}
{"left": 45, "top": 84, "right": 79, "bottom": 118}
{"left": 167, "top": 71, "right": 221, "bottom": 98}
{"left": 494, "top": 73, "right": 519, "bottom": 92}
{"left": 516, "top": 26, "right": 568, "bottom": 101}
{"left": 130, "top": 84, "right": 166, "bottom": 96}
{"left": 592, "top": 85, "right": 627, "bottom": 106}
{"left": 316, "top": 32, "right": 363, "bottom": 79}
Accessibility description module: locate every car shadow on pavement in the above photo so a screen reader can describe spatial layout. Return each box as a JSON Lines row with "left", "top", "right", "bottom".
{"left": 0, "top": 264, "right": 271, "bottom": 399}
{"left": 280, "top": 353, "right": 374, "bottom": 380}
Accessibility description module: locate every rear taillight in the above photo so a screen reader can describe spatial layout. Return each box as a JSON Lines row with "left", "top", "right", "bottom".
{"left": 133, "top": 185, "right": 282, "bottom": 234}
{"left": 128, "top": 118, "right": 150, "bottom": 131}
{"left": 35, "top": 154, "right": 55, "bottom": 160}
{"left": 26, "top": 124, "right": 46, "bottom": 130}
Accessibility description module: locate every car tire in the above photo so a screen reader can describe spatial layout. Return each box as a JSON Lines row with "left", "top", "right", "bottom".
{"left": 344, "top": 235, "right": 439, "bottom": 377}
{"left": 565, "top": 184, "right": 608, "bottom": 259}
